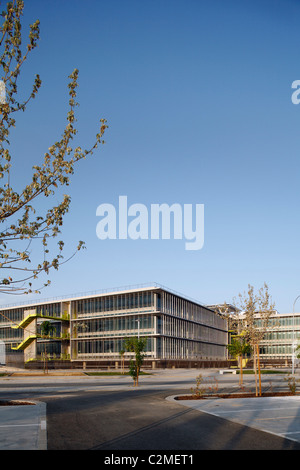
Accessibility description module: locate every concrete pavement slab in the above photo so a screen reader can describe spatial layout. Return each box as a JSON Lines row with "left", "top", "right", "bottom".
{"left": 168, "top": 395, "right": 300, "bottom": 444}
{"left": 0, "top": 401, "right": 47, "bottom": 450}
{"left": 0, "top": 367, "right": 298, "bottom": 449}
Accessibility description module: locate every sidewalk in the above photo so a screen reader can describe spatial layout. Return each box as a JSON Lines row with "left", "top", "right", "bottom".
{"left": 0, "top": 366, "right": 54, "bottom": 449}
{"left": 168, "top": 394, "right": 300, "bottom": 444}
{"left": 0, "top": 400, "right": 47, "bottom": 450}
{"left": 1, "top": 365, "right": 86, "bottom": 376}
{"left": 1, "top": 367, "right": 299, "bottom": 449}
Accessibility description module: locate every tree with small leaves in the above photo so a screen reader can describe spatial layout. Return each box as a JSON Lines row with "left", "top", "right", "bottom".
{"left": 119, "top": 348, "right": 125, "bottom": 374}
{"left": 227, "top": 336, "right": 251, "bottom": 385}
{"left": 124, "top": 336, "right": 147, "bottom": 386}
{"left": 39, "top": 320, "right": 55, "bottom": 374}
{"left": 0, "top": 1, "right": 107, "bottom": 296}
{"left": 234, "top": 283, "right": 275, "bottom": 396}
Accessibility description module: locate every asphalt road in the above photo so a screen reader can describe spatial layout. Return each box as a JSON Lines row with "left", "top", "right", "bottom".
{"left": 44, "top": 388, "right": 300, "bottom": 450}
{"left": 1, "top": 368, "right": 300, "bottom": 451}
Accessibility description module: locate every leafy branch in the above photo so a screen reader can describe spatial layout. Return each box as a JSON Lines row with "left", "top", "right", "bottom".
{"left": 0, "top": 1, "right": 108, "bottom": 294}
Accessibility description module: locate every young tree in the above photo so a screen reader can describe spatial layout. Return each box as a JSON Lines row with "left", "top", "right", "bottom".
{"left": 39, "top": 319, "right": 55, "bottom": 374}
{"left": 0, "top": 1, "right": 107, "bottom": 295}
{"left": 124, "top": 336, "right": 147, "bottom": 386}
{"left": 226, "top": 336, "right": 251, "bottom": 385}
{"left": 235, "top": 283, "right": 275, "bottom": 396}
{"left": 119, "top": 348, "right": 125, "bottom": 374}
{"left": 214, "top": 302, "right": 241, "bottom": 356}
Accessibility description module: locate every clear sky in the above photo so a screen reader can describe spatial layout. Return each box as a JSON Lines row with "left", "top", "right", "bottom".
{"left": 1, "top": 0, "right": 300, "bottom": 313}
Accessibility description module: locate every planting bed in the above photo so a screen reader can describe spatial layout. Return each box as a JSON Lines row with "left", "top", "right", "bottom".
{"left": 176, "top": 392, "right": 300, "bottom": 400}
{"left": 0, "top": 400, "right": 35, "bottom": 406}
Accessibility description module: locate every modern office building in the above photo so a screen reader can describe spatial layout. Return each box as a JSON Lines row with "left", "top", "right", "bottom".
{"left": 215, "top": 307, "right": 300, "bottom": 365}
{"left": 0, "top": 284, "right": 228, "bottom": 368}
{"left": 206, "top": 303, "right": 300, "bottom": 366}
{"left": 259, "top": 312, "right": 300, "bottom": 362}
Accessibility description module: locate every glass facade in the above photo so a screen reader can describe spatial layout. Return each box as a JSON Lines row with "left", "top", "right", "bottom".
{"left": 0, "top": 302, "right": 63, "bottom": 357}
{"left": 2, "top": 292, "right": 300, "bottom": 365}
{"left": 0, "top": 287, "right": 229, "bottom": 364}
{"left": 73, "top": 291, "right": 154, "bottom": 316}
{"left": 70, "top": 289, "right": 228, "bottom": 361}
{"left": 257, "top": 313, "right": 300, "bottom": 359}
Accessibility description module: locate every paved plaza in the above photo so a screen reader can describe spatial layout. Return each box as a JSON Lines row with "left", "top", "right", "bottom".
{"left": 169, "top": 395, "right": 300, "bottom": 444}
{"left": 1, "top": 367, "right": 300, "bottom": 449}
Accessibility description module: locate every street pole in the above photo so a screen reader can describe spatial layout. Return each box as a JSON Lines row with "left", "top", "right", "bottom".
{"left": 292, "top": 295, "right": 300, "bottom": 375}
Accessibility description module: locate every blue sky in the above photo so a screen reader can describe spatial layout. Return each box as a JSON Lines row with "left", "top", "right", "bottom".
{"left": 1, "top": 0, "right": 300, "bottom": 312}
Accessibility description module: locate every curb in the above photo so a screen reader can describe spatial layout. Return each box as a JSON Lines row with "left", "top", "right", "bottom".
{"left": 35, "top": 401, "right": 47, "bottom": 450}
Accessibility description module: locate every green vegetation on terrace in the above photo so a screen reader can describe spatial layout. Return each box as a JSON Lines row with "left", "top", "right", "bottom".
{"left": 11, "top": 335, "right": 37, "bottom": 350}
{"left": 12, "top": 312, "right": 69, "bottom": 330}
